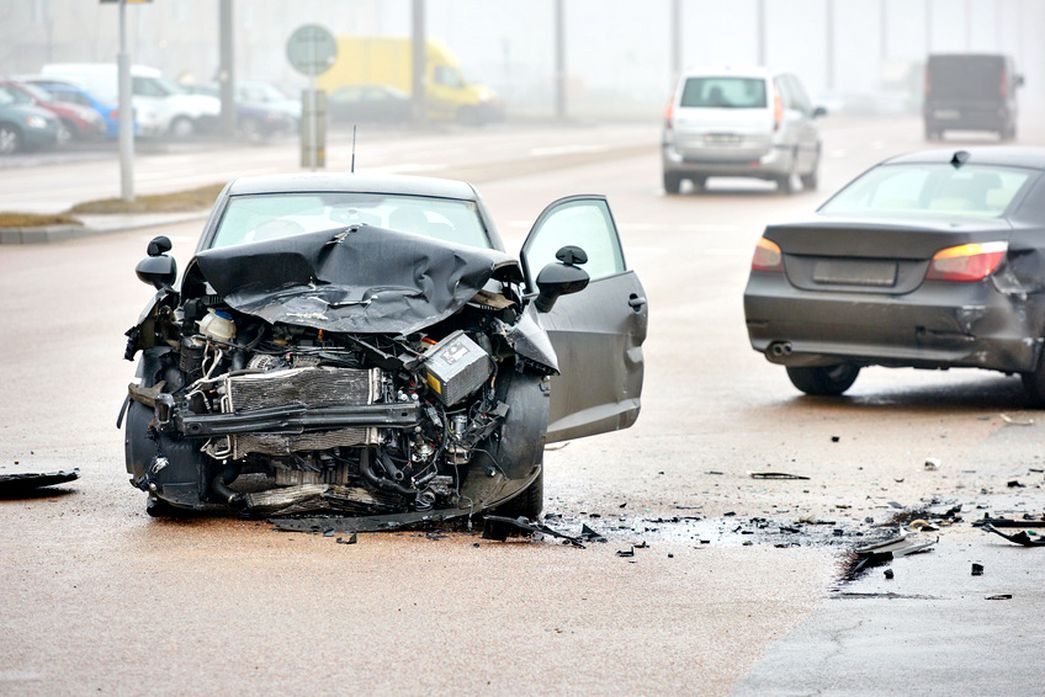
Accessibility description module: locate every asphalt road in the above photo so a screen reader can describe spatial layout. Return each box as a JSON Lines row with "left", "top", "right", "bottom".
{"left": 2, "top": 117, "right": 1044, "bottom": 696}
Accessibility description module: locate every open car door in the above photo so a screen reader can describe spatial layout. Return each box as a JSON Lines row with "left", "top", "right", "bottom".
{"left": 521, "top": 195, "right": 648, "bottom": 443}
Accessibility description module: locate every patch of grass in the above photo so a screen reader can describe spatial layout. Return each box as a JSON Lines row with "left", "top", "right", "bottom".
{"left": 0, "top": 212, "right": 83, "bottom": 228}
{"left": 66, "top": 182, "right": 226, "bottom": 215}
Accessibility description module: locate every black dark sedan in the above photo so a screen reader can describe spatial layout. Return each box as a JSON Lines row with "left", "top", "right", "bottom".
{"left": 744, "top": 147, "right": 1045, "bottom": 403}
{"left": 121, "top": 173, "right": 647, "bottom": 523}
{"left": 328, "top": 85, "right": 411, "bottom": 124}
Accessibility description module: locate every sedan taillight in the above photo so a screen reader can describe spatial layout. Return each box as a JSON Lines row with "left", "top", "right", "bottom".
{"left": 751, "top": 237, "right": 783, "bottom": 272}
{"left": 925, "top": 241, "right": 1008, "bottom": 282}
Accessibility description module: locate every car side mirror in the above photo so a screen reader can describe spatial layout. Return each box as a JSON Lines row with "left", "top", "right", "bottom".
{"left": 1015, "top": 74, "right": 1025, "bottom": 88}
{"left": 136, "top": 235, "right": 177, "bottom": 289}
{"left": 534, "top": 245, "right": 590, "bottom": 313}
{"left": 812, "top": 105, "right": 827, "bottom": 118}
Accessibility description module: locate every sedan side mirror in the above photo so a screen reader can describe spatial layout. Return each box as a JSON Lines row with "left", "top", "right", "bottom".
{"left": 136, "top": 235, "right": 177, "bottom": 289}
{"left": 534, "top": 245, "right": 590, "bottom": 313}
{"left": 812, "top": 105, "right": 828, "bottom": 118}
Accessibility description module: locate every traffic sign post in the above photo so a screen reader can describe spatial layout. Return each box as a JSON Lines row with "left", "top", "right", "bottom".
{"left": 286, "top": 25, "right": 337, "bottom": 171}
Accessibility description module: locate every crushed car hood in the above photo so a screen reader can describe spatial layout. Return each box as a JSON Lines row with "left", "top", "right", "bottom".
{"left": 193, "top": 225, "right": 522, "bottom": 335}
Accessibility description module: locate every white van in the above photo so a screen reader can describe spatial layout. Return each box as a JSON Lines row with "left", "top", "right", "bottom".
{"left": 662, "top": 67, "right": 826, "bottom": 194}
{"left": 41, "top": 63, "right": 219, "bottom": 138}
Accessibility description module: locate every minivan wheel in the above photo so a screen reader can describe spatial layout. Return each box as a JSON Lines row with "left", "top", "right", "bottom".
{"left": 776, "top": 172, "right": 796, "bottom": 195}
{"left": 800, "top": 166, "right": 819, "bottom": 191}
{"left": 169, "top": 116, "right": 195, "bottom": 138}
{"left": 0, "top": 123, "right": 21, "bottom": 155}
{"left": 786, "top": 364, "right": 860, "bottom": 396}
{"left": 663, "top": 172, "right": 682, "bottom": 195}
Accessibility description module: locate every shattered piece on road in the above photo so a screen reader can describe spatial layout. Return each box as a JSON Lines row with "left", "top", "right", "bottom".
{"left": 1000, "top": 413, "right": 1035, "bottom": 426}
{"left": 481, "top": 515, "right": 586, "bottom": 548}
{"left": 336, "top": 533, "right": 358, "bottom": 545}
{"left": 580, "top": 524, "right": 607, "bottom": 543}
{"left": 973, "top": 516, "right": 1045, "bottom": 528}
{"left": 616, "top": 546, "right": 635, "bottom": 558}
{"left": 908, "top": 519, "right": 940, "bottom": 532}
{"left": 749, "top": 471, "right": 810, "bottom": 480}
{"left": 980, "top": 524, "right": 1045, "bottom": 547}
{"left": 884, "top": 569, "right": 894, "bottom": 580}
{"left": 985, "top": 594, "right": 1012, "bottom": 600}
{"left": 971, "top": 563, "right": 984, "bottom": 576}
{"left": 705, "top": 470, "right": 724, "bottom": 475}
{"left": 844, "top": 531, "right": 937, "bottom": 579}
{"left": 924, "top": 458, "right": 941, "bottom": 471}
{"left": 0, "top": 468, "right": 80, "bottom": 495}
{"left": 634, "top": 541, "right": 649, "bottom": 549}
{"left": 831, "top": 436, "right": 840, "bottom": 443}
{"left": 1007, "top": 480, "right": 1026, "bottom": 488}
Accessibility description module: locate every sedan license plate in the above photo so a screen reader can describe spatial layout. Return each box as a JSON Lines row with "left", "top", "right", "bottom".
{"left": 703, "top": 133, "right": 742, "bottom": 145}
{"left": 813, "top": 259, "right": 897, "bottom": 287}
{"left": 934, "top": 109, "right": 961, "bottom": 120}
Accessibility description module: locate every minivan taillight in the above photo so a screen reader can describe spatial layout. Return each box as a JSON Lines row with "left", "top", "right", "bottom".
{"left": 773, "top": 92, "right": 784, "bottom": 131}
{"left": 1000, "top": 69, "right": 1009, "bottom": 99}
{"left": 664, "top": 97, "right": 674, "bottom": 130}
{"left": 926, "top": 241, "right": 1008, "bottom": 282}
{"left": 751, "top": 237, "right": 783, "bottom": 272}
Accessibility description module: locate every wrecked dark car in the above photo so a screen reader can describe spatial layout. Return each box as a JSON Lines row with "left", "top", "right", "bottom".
{"left": 120, "top": 173, "right": 647, "bottom": 522}
{"left": 744, "top": 147, "right": 1045, "bottom": 402}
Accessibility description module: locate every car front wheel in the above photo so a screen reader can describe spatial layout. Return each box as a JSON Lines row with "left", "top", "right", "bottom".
{"left": 1021, "top": 357, "right": 1045, "bottom": 407}
{"left": 0, "top": 123, "right": 21, "bottom": 155}
{"left": 490, "top": 467, "right": 543, "bottom": 519}
{"left": 169, "top": 116, "right": 195, "bottom": 138}
{"left": 663, "top": 172, "right": 682, "bottom": 195}
{"left": 786, "top": 364, "right": 860, "bottom": 396}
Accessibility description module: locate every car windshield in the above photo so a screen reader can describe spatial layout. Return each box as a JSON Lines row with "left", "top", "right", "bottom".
{"left": 0, "top": 88, "right": 14, "bottom": 106}
{"left": 680, "top": 77, "right": 767, "bottom": 108}
{"left": 820, "top": 163, "right": 1035, "bottom": 219}
{"left": 18, "top": 83, "right": 53, "bottom": 102}
{"left": 212, "top": 192, "right": 490, "bottom": 249}
{"left": 0, "top": 86, "right": 32, "bottom": 105}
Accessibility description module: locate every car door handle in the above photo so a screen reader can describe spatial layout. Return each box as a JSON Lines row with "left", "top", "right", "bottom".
{"left": 628, "top": 294, "right": 646, "bottom": 310}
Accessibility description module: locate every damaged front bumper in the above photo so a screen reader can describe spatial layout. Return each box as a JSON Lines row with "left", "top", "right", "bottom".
{"left": 744, "top": 272, "right": 1044, "bottom": 372}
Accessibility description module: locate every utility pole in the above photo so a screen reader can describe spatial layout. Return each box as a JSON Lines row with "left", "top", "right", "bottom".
{"left": 554, "top": 0, "right": 566, "bottom": 120}
{"left": 756, "top": 0, "right": 766, "bottom": 66}
{"left": 925, "top": 0, "right": 932, "bottom": 54}
{"left": 117, "top": 0, "right": 133, "bottom": 202}
{"left": 411, "top": 0, "right": 426, "bottom": 124}
{"left": 670, "top": 0, "right": 682, "bottom": 79}
{"left": 824, "top": 0, "right": 835, "bottom": 93}
{"left": 964, "top": 0, "right": 972, "bottom": 50}
{"left": 995, "top": 0, "right": 1003, "bottom": 50}
{"left": 879, "top": 0, "right": 888, "bottom": 61}
{"left": 218, "top": 0, "right": 236, "bottom": 137}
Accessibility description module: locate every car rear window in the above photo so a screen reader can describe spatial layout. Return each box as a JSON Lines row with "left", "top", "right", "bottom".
{"left": 819, "top": 163, "right": 1035, "bottom": 219}
{"left": 679, "top": 77, "right": 767, "bottom": 109}
{"left": 212, "top": 192, "right": 491, "bottom": 250}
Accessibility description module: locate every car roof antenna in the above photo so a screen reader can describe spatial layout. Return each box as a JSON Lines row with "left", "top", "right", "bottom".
{"left": 951, "top": 150, "right": 970, "bottom": 169}
{"left": 350, "top": 125, "right": 357, "bottom": 173}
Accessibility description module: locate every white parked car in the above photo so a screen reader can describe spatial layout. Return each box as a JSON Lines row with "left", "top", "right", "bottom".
{"left": 662, "top": 67, "right": 826, "bottom": 194}
{"left": 41, "top": 63, "right": 220, "bottom": 138}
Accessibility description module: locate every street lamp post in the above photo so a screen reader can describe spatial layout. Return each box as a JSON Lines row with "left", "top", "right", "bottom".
{"left": 117, "top": 0, "right": 134, "bottom": 202}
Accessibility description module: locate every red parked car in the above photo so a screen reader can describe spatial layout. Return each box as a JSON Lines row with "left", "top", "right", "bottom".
{"left": 0, "top": 80, "right": 105, "bottom": 142}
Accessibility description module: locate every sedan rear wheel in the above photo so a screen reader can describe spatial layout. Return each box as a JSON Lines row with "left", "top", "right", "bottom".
{"left": 786, "top": 364, "right": 860, "bottom": 396}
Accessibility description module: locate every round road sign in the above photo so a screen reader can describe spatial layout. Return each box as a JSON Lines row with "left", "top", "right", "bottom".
{"left": 286, "top": 24, "right": 338, "bottom": 77}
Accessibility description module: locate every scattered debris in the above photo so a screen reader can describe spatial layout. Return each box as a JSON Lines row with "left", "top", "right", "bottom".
{"left": 1007, "top": 480, "right": 1026, "bottom": 488}
{"left": 634, "top": 541, "right": 649, "bottom": 549}
{"left": 924, "top": 458, "right": 941, "bottom": 471}
{"left": 336, "top": 533, "right": 358, "bottom": 545}
{"left": 580, "top": 524, "right": 607, "bottom": 543}
{"left": 884, "top": 569, "right": 894, "bottom": 580}
{"left": 979, "top": 524, "right": 1045, "bottom": 547}
{"left": 973, "top": 515, "right": 1045, "bottom": 528}
{"left": 616, "top": 547, "right": 635, "bottom": 558}
{"left": 749, "top": 471, "right": 810, "bottom": 480}
{"left": 705, "top": 470, "right": 724, "bottom": 475}
{"left": 843, "top": 530, "right": 936, "bottom": 580}
{"left": 971, "top": 563, "right": 984, "bottom": 576}
{"left": 831, "top": 435, "right": 840, "bottom": 442}
{"left": 0, "top": 468, "right": 79, "bottom": 495}
{"left": 985, "top": 594, "right": 1012, "bottom": 600}
{"left": 544, "top": 442, "right": 571, "bottom": 451}
{"left": 481, "top": 515, "right": 586, "bottom": 547}
{"left": 908, "top": 519, "right": 939, "bottom": 532}
{"left": 833, "top": 592, "right": 938, "bottom": 600}
{"left": 1000, "top": 413, "right": 1035, "bottom": 426}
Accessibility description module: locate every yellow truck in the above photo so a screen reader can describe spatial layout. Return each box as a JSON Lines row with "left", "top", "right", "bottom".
{"left": 317, "top": 37, "right": 504, "bottom": 124}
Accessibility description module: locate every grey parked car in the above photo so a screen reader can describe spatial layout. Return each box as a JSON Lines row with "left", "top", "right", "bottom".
{"left": 121, "top": 173, "right": 647, "bottom": 524}
{"left": 662, "top": 68, "right": 825, "bottom": 194}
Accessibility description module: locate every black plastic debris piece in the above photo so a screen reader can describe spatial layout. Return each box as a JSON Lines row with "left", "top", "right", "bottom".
{"left": 667, "top": 553, "right": 674, "bottom": 558}
{"left": 779, "top": 525, "right": 801, "bottom": 534}
{"left": 616, "top": 547, "right": 635, "bottom": 558}
{"left": 973, "top": 516, "right": 1045, "bottom": 528}
{"left": 884, "top": 569, "right": 894, "bottom": 580}
{"left": 723, "top": 511, "right": 736, "bottom": 517}
{"left": 1007, "top": 480, "right": 1026, "bottom": 488}
{"left": 481, "top": 515, "right": 586, "bottom": 548}
{"left": 424, "top": 531, "right": 448, "bottom": 541}
{"left": 635, "top": 541, "right": 649, "bottom": 549}
{"left": 985, "top": 594, "right": 1012, "bottom": 600}
{"left": 980, "top": 524, "right": 1045, "bottom": 547}
{"left": 971, "top": 563, "right": 984, "bottom": 576}
{"left": 336, "top": 533, "right": 358, "bottom": 545}
{"left": 706, "top": 470, "right": 724, "bottom": 475}
{"left": 831, "top": 436, "right": 840, "bottom": 443}
{"left": 271, "top": 508, "right": 467, "bottom": 534}
{"left": 749, "top": 471, "right": 810, "bottom": 480}
{"left": 0, "top": 468, "right": 80, "bottom": 495}
{"left": 618, "top": 502, "right": 627, "bottom": 509}
{"left": 843, "top": 531, "right": 936, "bottom": 580}
{"left": 580, "top": 524, "right": 607, "bottom": 543}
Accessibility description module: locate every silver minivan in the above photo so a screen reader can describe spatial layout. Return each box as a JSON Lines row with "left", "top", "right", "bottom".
{"left": 662, "top": 68, "right": 825, "bottom": 194}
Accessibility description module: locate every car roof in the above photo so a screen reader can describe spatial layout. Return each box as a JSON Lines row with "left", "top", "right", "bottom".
{"left": 227, "top": 172, "right": 479, "bottom": 200}
{"left": 679, "top": 66, "right": 773, "bottom": 80}
{"left": 883, "top": 147, "right": 1045, "bottom": 170}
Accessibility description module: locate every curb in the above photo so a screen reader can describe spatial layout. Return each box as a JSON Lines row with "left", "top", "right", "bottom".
{"left": 1, "top": 211, "right": 210, "bottom": 245}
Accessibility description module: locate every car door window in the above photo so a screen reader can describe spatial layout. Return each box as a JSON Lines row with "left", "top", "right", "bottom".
{"left": 522, "top": 198, "right": 625, "bottom": 285}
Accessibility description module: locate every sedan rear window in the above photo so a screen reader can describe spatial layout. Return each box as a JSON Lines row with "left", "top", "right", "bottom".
{"left": 680, "top": 77, "right": 767, "bottom": 109}
{"left": 819, "top": 164, "right": 1035, "bottom": 219}
{"left": 212, "top": 192, "right": 490, "bottom": 249}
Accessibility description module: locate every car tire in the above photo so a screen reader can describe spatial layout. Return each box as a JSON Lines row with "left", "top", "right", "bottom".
{"left": 800, "top": 166, "right": 819, "bottom": 191}
{"left": 692, "top": 175, "right": 707, "bottom": 192}
{"left": 777, "top": 172, "right": 796, "bottom": 195}
{"left": 663, "top": 172, "right": 682, "bottom": 195}
{"left": 786, "top": 364, "right": 860, "bottom": 396}
{"left": 490, "top": 467, "right": 544, "bottom": 519}
{"left": 145, "top": 494, "right": 184, "bottom": 518}
{"left": 0, "top": 123, "right": 21, "bottom": 155}
{"left": 169, "top": 116, "right": 195, "bottom": 138}
{"left": 239, "top": 117, "right": 263, "bottom": 143}
{"left": 1021, "top": 356, "right": 1045, "bottom": 407}
{"left": 56, "top": 121, "right": 72, "bottom": 146}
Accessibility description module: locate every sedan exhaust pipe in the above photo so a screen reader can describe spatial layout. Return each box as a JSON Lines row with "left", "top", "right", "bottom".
{"left": 769, "top": 341, "right": 793, "bottom": 357}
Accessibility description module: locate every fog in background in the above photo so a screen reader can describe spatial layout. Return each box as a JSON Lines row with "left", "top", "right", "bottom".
{"left": 1, "top": 0, "right": 1041, "bottom": 120}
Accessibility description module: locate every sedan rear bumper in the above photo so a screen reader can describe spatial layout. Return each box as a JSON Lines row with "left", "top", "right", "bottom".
{"left": 744, "top": 271, "right": 1043, "bottom": 373}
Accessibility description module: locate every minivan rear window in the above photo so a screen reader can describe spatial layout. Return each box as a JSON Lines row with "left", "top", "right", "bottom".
{"left": 680, "top": 77, "right": 767, "bottom": 109}
{"left": 927, "top": 55, "right": 1005, "bottom": 101}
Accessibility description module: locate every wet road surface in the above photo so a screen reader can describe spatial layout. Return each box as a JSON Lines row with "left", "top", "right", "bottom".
{"left": 2, "top": 117, "right": 1044, "bottom": 695}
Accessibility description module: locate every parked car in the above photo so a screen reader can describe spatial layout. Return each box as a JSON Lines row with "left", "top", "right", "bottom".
{"left": 236, "top": 80, "right": 301, "bottom": 122}
{"left": 328, "top": 84, "right": 411, "bottom": 124}
{"left": 180, "top": 82, "right": 296, "bottom": 140}
{"left": 0, "top": 85, "right": 61, "bottom": 154}
{"left": 121, "top": 174, "right": 647, "bottom": 519}
{"left": 924, "top": 53, "right": 1023, "bottom": 141}
{"left": 41, "top": 63, "right": 219, "bottom": 138}
{"left": 0, "top": 80, "right": 105, "bottom": 142}
{"left": 18, "top": 76, "right": 124, "bottom": 138}
{"left": 744, "top": 147, "right": 1045, "bottom": 403}
{"left": 662, "top": 67, "right": 825, "bottom": 194}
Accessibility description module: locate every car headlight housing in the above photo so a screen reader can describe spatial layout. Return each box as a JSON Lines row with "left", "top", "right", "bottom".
{"left": 25, "top": 115, "right": 48, "bottom": 129}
